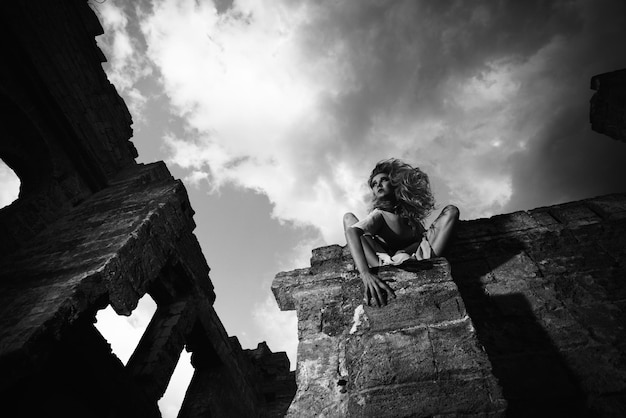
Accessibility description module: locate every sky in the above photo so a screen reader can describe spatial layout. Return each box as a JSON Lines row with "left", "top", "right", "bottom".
{"left": 1, "top": 0, "right": 626, "bottom": 415}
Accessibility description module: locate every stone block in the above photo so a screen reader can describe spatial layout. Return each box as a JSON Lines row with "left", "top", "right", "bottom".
{"left": 454, "top": 218, "right": 500, "bottom": 242}
{"left": 485, "top": 285, "right": 559, "bottom": 316}
{"left": 568, "top": 302, "right": 626, "bottom": 346}
{"left": 272, "top": 269, "right": 347, "bottom": 311}
{"left": 429, "top": 319, "right": 492, "bottom": 379}
{"left": 587, "top": 194, "right": 626, "bottom": 220}
{"left": 486, "top": 251, "right": 541, "bottom": 283}
{"left": 490, "top": 211, "right": 541, "bottom": 234}
{"left": 363, "top": 281, "right": 466, "bottom": 332}
{"left": 562, "top": 346, "right": 626, "bottom": 394}
{"left": 527, "top": 209, "right": 561, "bottom": 228}
{"left": 490, "top": 352, "right": 583, "bottom": 401}
{"left": 537, "top": 308, "right": 591, "bottom": 350}
{"left": 287, "top": 336, "right": 348, "bottom": 417}
{"left": 348, "top": 376, "right": 506, "bottom": 417}
{"left": 346, "top": 329, "right": 436, "bottom": 390}
{"left": 469, "top": 315, "right": 557, "bottom": 357}
{"left": 311, "top": 245, "right": 344, "bottom": 265}
{"left": 321, "top": 300, "right": 361, "bottom": 337}
{"left": 549, "top": 203, "right": 602, "bottom": 227}
{"left": 275, "top": 255, "right": 506, "bottom": 416}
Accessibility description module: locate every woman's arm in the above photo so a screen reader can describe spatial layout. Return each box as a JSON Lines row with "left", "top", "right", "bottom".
{"left": 345, "top": 226, "right": 396, "bottom": 307}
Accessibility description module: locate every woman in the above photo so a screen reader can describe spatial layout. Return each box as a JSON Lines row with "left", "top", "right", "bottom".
{"left": 343, "top": 158, "right": 459, "bottom": 307}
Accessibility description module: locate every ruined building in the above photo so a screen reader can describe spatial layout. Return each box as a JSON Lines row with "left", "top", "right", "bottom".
{"left": 1, "top": 0, "right": 625, "bottom": 417}
{"left": 271, "top": 67, "right": 626, "bottom": 415}
{"left": 0, "top": 1, "right": 294, "bottom": 416}
{"left": 273, "top": 193, "right": 626, "bottom": 417}
{"left": 270, "top": 67, "right": 626, "bottom": 416}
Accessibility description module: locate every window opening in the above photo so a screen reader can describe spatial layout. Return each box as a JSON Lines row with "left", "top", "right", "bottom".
{"left": 94, "top": 293, "right": 157, "bottom": 365}
{"left": 158, "top": 350, "right": 193, "bottom": 418}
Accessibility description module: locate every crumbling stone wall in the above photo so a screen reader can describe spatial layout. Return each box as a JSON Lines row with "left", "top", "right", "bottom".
{"left": 243, "top": 342, "right": 298, "bottom": 418}
{"left": 447, "top": 193, "right": 626, "bottom": 417}
{"left": 0, "top": 1, "right": 136, "bottom": 254}
{"left": 273, "top": 250, "right": 507, "bottom": 416}
{"left": 0, "top": 1, "right": 294, "bottom": 417}
{"left": 273, "top": 193, "right": 626, "bottom": 417}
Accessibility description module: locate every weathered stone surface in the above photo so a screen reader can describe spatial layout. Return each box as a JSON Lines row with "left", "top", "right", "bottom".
{"left": 348, "top": 376, "right": 505, "bottom": 418}
{"left": 429, "top": 319, "right": 493, "bottom": 379}
{"left": 275, "top": 193, "right": 626, "bottom": 417}
{"left": 363, "top": 281, "right": 466, "bottom": 332}
{"left": 447, "top": 193, "right": 626, "bottom": 416}
{"left": 0, "top": 2, "right": 295, "bottom": 416}
{"left": 347, "top": 329, "right": 436, "bottom": 389}
{"left": 275, "top": 255, "right": 506, "bottom": 417}
{"left": 289, "top": 336, "right": 349, "bottom": 417}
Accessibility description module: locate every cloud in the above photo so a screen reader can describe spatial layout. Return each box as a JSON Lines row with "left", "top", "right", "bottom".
{"left": 502, "top": 0, "right": 626, "bottom": 212}
{"left": 93, "top": 0, "right": 153, "bottom": 122}
{"left": 98, "top": 0, "right": 626, "bottom": 245}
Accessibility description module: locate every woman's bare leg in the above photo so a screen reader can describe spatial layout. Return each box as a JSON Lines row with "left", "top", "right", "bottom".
{"left": 343, "top": 212, "right": 382, "bottom": 267}
{"left": 425, "top": 205, "right": 460, "bottom": 256}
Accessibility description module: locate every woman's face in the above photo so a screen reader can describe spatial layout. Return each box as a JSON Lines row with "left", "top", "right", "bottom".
{"left": 370, "top": 173, "right": 392, "bottom": 198}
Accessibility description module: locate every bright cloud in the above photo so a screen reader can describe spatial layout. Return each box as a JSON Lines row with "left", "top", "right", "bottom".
{"left": 128, "top": 0, "right": 561, "bottom": 246}
{"left": 94, "top": 1, "right": 152, "bottom": 121}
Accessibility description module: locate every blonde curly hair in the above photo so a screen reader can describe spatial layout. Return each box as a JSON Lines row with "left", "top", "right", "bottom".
{"left": 368, "top": 158, "right": 435, "bottom": 231}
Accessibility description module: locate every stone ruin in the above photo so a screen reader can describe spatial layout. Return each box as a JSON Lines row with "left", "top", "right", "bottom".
{"left": 0, "top": 1, "right": 294, "bottom": 416}
{"left": 273, "top": 194, "right": 626, "bottom": 417}
{"left": 270, "top": 65, "right": 626, "bottom": 417}
{"left": 1, "top": 0, "right": 625, "bottom": 417}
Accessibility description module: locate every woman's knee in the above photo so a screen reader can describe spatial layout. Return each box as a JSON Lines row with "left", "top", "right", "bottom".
{"left": 343, "top": 212, "right": 358, "bottom": 229}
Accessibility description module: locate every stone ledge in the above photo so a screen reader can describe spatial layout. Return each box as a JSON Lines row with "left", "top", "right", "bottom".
{"left": 273, "top": 256, "right": 451, "bottom": 312}
{"left": 0, "top": 163, "right": 212, "bottom": 388}
{"left": 273, "top": 249, "right": 506, "bottom": 416}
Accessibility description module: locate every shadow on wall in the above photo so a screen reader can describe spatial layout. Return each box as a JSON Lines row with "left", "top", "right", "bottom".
{"left": 447, "top": 236, "right": 590, "bottom": 417}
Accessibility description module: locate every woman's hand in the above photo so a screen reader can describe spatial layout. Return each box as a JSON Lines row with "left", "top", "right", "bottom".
{"left": 360, "top": 271, "right": 396, "bottom": 307}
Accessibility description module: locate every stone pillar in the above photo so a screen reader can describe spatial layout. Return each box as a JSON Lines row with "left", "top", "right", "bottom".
{"left": 272, "top": 245, "right": 506, "bottom": 417}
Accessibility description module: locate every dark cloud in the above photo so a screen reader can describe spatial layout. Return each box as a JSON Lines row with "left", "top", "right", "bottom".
{"left": 503, "top": 0, "right": 626, "bottom": 212}
{"left": 293, "top": 0, "right": 626, "bottom": 213}
{"left": 298, "top": 0, "right": 583, "bottom": 122}
{"left": 504, "top": 99, "right": 626, "bottom": 213}
{"left": 110, "top": 0, "right": 626, "bottom": 223}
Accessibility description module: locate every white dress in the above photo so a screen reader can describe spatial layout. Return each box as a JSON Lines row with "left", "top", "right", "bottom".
{"left": 351, "top": 209, "right": 433, "bottom": 265}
